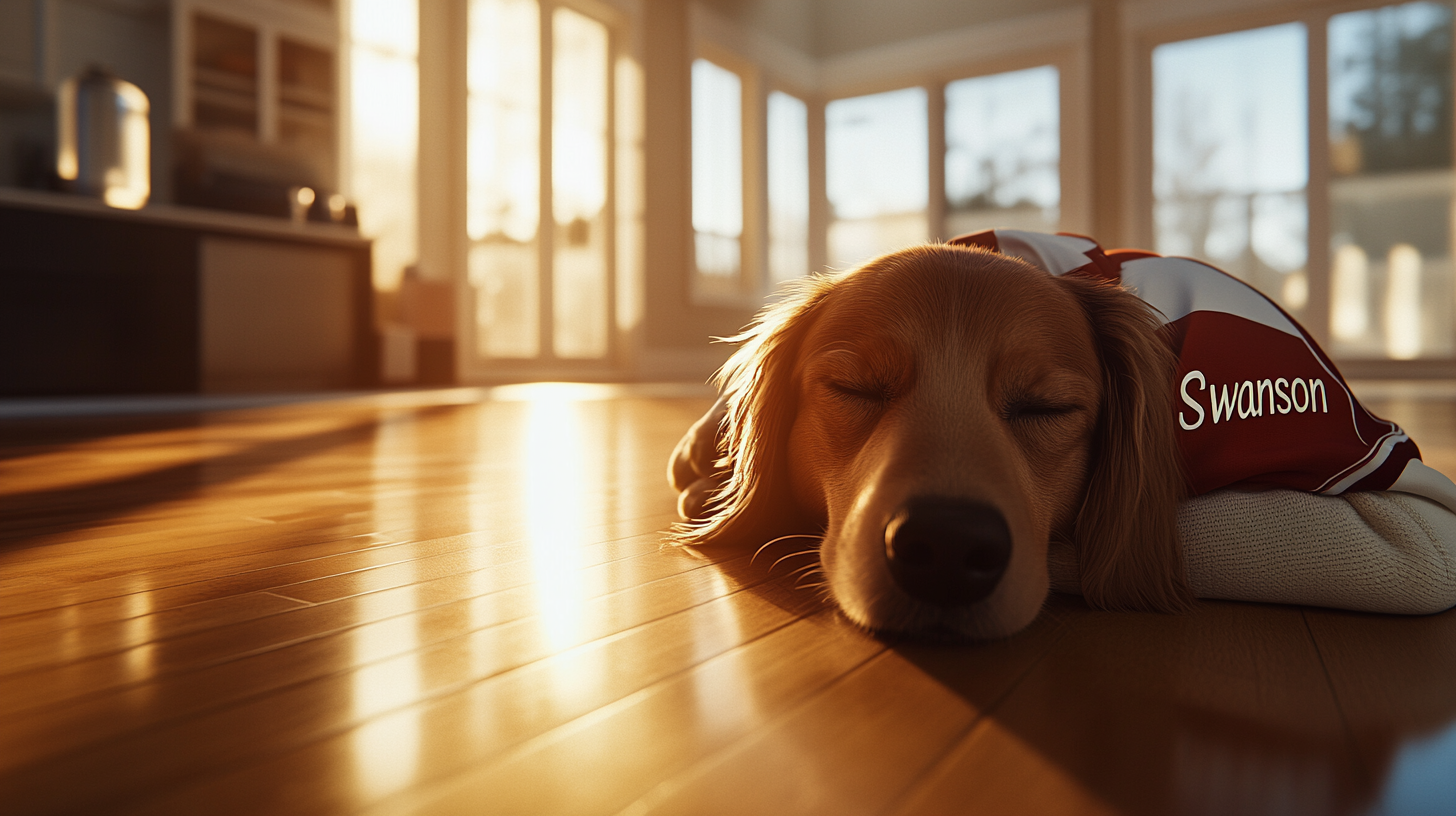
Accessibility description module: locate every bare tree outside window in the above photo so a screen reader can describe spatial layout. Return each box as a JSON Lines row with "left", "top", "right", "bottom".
{"left": 1153, "top": 23, "right": 1310, "bottom": 321}
{"left": 944, "top": 66, "right": 1060, "bottom": 237}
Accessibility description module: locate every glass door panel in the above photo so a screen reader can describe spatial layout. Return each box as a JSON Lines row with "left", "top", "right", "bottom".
{"left": 552, "top": 8, "right": 610, "bottom": 360}
{"left": 467, "top": 0, "right": 541, "bottom": 359}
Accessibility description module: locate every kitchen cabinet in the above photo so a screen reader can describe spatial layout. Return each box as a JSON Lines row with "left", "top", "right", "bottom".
{"left": 0, "top": 0, "right": 40, "bottom": 91}
{"left": 0, "top": 187, "right": 375, "bottom": 395}
{"left": 172, "top": 0, "right": 339, "bottom": 191}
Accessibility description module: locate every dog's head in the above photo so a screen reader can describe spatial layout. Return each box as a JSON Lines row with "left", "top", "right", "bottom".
{"left": 675, "top": 243, "right": 1190, "bottom": 639}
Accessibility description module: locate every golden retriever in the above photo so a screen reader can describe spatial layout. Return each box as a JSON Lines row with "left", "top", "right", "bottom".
{"left": 667, "top": 243, "right": 1191, "bottom": 639}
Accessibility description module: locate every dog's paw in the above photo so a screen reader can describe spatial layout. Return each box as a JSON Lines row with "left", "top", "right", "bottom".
{"left": 677, "top": 475, "right": 727, "bottom": 521}
{"left": 667, "top": 395, "right": 729, "bottom": 492}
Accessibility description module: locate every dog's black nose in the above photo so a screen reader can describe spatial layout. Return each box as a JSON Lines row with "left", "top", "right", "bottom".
{"left": 884, "top": 497, "right": 1012, "bottom": 607}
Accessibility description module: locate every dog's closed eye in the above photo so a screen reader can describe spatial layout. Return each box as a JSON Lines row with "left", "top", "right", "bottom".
{"left": 826, "top": 379, "right": 898, "bottom": 404}
{"left": 807, "top": 348, "right": 909, "bottom": 408}
{"left": 1001, "top": 398, "right": 1086, "bottom": 423}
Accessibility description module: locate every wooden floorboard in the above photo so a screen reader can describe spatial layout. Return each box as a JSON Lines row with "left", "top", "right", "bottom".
{"left": 0, "top": 383, "right": 1452, "bottom": 815}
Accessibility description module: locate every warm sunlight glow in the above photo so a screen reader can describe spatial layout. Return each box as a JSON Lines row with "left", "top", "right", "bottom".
{"left": 352, "top": 592, "right": 423, "bottom": 800}
{"left": 1385, "top": 243, "right": 1423, "bottom": 359}
{"left": 0, "top": 416, "right": 347, "bottom": 500}
{"left": 371, "top": 408, "right": 419, "bottom": 534}
{"left": 1332, "top": 243, "right": 1370, "bottom": 340}
{"left": 351, "top": 0, "right": 418, "bottom": 57}
{"left": 122, "top": 582, "right": 157, "bottom": 689}
{"left": 685, "top": 573, "right": 756, "bottom": 734}
{"left": 523, "top": 394, "right": 591, "bottom": 651}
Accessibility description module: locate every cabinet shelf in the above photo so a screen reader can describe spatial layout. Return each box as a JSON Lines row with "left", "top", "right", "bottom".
{"left": 279, "top": 84, "right": 332, "bottom": 112}
{"left": 194, "top": 65, "right": 257, "bottom": 96}
{"left": 194, "top": 83, "right": 258, "bottom": 113}
{"left": 178, "top": 2, "right": 340, "bottom": 190}
{"left": 279, "top": 103, "right": 332, "bottom": 129}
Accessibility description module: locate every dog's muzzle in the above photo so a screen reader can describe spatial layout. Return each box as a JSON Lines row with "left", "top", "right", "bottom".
{"left": 883, "top": 497, "right": 1013, "bottom": 607}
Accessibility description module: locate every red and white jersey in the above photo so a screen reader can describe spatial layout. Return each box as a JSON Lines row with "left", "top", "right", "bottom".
{"left": 948, "top": 229, "right": 1456, "bottom": 514}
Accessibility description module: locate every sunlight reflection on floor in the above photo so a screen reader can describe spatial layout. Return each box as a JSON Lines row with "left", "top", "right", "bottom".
{"left": 352, "top": 597, "right": 423, "bottom": 801}
{"left": 524, "top": 394, "right": 591, "bottom": 652}
{"left": 354, "top": 413, "right": 425, "bottom": 800}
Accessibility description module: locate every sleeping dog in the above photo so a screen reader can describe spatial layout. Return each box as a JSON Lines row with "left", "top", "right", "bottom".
{"left": 667, "top": 230, "right": 1456, "bottom": 640}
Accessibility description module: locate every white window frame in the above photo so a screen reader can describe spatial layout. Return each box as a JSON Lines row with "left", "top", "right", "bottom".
{"left": 1126, "top": 0, "right": 1456, "bottom": 376}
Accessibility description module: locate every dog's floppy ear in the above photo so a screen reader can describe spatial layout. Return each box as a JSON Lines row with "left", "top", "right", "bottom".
{"left": 1058, "top": 274, "right": 1193, "bottom": 612}
{"left": 671, "top": 276, "right": 837, "bottom": 547}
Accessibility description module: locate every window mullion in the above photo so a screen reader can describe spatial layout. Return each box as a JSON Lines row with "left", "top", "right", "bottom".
{"left": 1307, "top": 12, "right": 1333, "bottom": 348}
{"left": 927, "top": 80, "right": 947, "bottom": 242}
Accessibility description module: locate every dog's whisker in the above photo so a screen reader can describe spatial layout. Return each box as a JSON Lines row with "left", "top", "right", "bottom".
{"left": 794, "top": 573, "right": 826, "bottom": 587}
{"left": 750, "top": 533, "right": 824, "bottom": 566}
{"left": 785, "top": 561, "right": 824, "bottom": 579}
{"left": 768, "top": 549, "right": 820, "bottom": 573}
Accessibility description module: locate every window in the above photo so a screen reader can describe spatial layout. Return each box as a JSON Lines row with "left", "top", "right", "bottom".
{"left": 1151, "top": 1, "right": 1454, "bottom": 362}
{"left": 767, "top": 90, "right": 809, "bottom": 285}
{"left": 1328, "top": 1, "right": 1454, "bottom": 359}
{"left": 826, "top": 87, "right": 929, "bottom": 267}
{"left": 349, "top": 0, "right": 419, "bottom": 293}
{"left": 944, "top": 65, "right": 1060, "bottom": 238}
{"left": 1153, "top": 23, "right": 1310, "bottom": 320}
{"left": 691, "top": 58, "right": 744, "bottom": 281}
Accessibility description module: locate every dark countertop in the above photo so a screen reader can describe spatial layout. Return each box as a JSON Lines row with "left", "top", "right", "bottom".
{"left": 0, "top": 186, "right": 369, "bottom": 248}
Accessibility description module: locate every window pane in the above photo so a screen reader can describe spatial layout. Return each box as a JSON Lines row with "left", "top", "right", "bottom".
{"left": 1329, "top": 1, "right": 1454, "bottom": 360}
{"left": 552, "top": 7, "right": 609, "bottom": 359}
{"left": 768, "top": 91, "right": 809, "bottom": 284}
{"left": 352, "top": 0, "right": 418, "bottom": 56}
{"left": 826, "top": 87, "right": 928, "bottom": 267}
{"left": 945, "top": 66, "right": 1059, "bottom": 236}
{"left": 692, "top": 58, "right": 743, "bottom": 278}
{"left": 1153, "top": 24, "right": 1309, "bottom": 320}
{"left": 468, "top": 0, "right": 539, "bottom": 358}
{"left": 351, "top": 1, "right": 418, "bottom": 293}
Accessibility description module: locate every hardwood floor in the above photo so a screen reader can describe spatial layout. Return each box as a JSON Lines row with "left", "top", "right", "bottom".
{"left": 0, "top": 382, "right": 1453, "bottom": 815}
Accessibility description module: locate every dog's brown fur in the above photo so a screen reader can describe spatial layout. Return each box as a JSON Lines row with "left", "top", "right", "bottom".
{"left": 669, "top": 244, "right": 1192, "bottom": 639}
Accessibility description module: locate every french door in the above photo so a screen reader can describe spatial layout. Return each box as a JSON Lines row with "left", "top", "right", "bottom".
{"left": 464, "top": 0, "right": 618, "bottom": 377}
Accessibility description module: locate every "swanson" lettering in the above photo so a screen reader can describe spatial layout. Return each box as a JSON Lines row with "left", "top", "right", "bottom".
{"left": 1178, "top": 370, "right": 1328, "bottom": 431}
